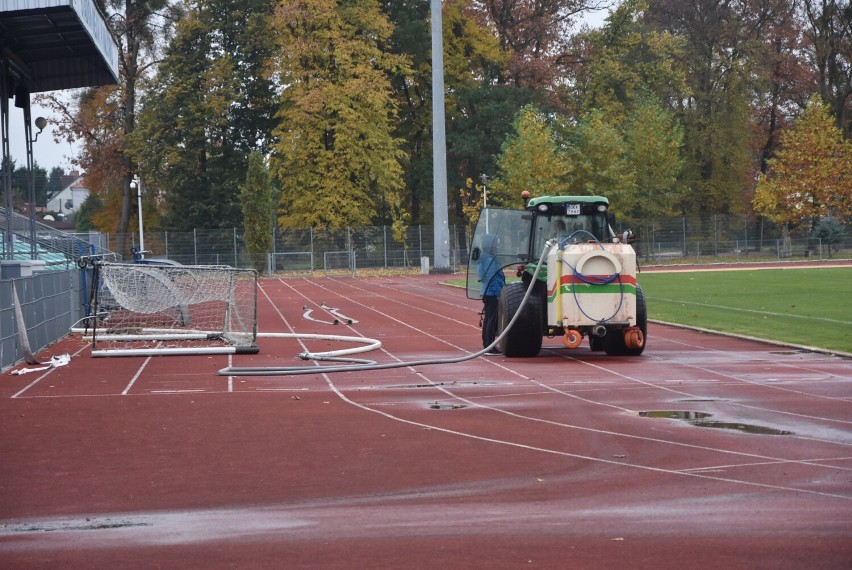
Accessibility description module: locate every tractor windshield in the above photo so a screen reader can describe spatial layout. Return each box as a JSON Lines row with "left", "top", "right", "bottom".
{"left": 465, "top": 208, "right": 530, "bottom": 300}
{"left": 532, "top": 212, "right": 613, "bottom": 255}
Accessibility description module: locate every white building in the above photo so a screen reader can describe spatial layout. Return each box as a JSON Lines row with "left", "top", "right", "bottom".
{"left": 46, "top": 172, "right": 89, "bottom": 219}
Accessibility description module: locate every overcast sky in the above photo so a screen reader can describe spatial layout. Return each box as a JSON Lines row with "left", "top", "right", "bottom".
{"left": 6, "top": 5, "right": 613, "bottom": 176}
{"left": 7, "top": 99, "right": 80, "bottom": 174}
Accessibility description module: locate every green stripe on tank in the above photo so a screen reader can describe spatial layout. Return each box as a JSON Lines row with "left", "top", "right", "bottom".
{"left": 548, "top": 283, "right": 636, "bottom": 301}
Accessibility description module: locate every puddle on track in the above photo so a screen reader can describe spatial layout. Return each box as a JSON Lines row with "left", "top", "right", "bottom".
{"left": 428, "top": 401, "right": 468, "bottom": 410}
{"left": 639, "top": 411, "right": 793, "bottom": 435}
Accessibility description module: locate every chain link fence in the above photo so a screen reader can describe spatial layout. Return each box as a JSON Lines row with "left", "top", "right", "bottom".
{"left": 3, "top": 214, "right": 847, "bottom": 371}
{"left": 0, "top": 269, "right": 83, "bottom": 372}
{"left": 68, "top": 214, "right": 849, "bottom": 274}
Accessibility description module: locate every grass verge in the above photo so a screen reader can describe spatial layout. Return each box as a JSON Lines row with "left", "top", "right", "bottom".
{"left": 638, "top": 267, "right": 852, "bottom": 354}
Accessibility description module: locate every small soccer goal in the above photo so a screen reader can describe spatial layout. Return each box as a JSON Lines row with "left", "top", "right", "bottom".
{"left": 86, "top": 262, "right": 259, "bottom": 357}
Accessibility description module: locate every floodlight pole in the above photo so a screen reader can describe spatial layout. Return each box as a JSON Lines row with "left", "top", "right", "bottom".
{"left": 431, "top": 0, "right": 450, "bottom": 271}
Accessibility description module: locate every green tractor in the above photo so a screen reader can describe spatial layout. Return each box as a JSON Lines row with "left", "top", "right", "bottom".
{"left": 466, "top": 195, "right": 646, "bottom": 357}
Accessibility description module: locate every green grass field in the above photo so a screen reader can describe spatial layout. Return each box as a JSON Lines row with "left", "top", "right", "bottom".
{"left": 637, "top": 267, "right": 852, "bottom": 354}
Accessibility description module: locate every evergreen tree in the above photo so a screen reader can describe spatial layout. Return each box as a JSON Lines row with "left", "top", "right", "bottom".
{"left": 132, "top": 0, "right": 278, "bottom": 231}
{"left": 241, "top": 152, "right": 274, "bottom": 271}
{"left": 75, "top": 193, "right": 104, "bottom": 232}
{"left": 45, "top": 167, "right": 64, "bottom": 204}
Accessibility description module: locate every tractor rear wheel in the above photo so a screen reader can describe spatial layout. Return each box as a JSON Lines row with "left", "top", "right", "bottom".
{"left": 497, "top": 282, "right": 543, "bottom": 357}
{"left": 604, "top": 284, "right": 647, "bottom": 356}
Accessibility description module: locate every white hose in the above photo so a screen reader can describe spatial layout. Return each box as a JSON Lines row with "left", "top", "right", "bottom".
{"left": 218, "top": 240, "right": 554, "bottom": 377}
{"left": 256, "top": 332, "right": 382, "bottom": 360}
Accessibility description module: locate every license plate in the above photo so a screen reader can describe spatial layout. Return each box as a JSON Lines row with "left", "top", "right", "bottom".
{"left": 565, "top": 203, "right": 581, "bottom": 215}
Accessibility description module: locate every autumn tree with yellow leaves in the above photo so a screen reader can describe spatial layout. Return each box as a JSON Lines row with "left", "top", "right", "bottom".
{"left": 754, "top": 97, "right": 852, "bottom": 229}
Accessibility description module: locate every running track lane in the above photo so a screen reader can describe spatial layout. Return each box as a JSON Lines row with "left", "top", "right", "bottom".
{"left": 1, "top": 274, "right": 850, "bottom": 569}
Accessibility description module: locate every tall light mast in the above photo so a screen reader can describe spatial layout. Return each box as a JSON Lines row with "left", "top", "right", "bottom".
{"left": 431, "top": 0, "right": 450, "bottom": 270}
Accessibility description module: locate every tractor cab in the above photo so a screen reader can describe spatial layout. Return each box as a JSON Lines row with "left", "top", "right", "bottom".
{"left": 466, "top": 196, "right": 616, "bottom": 299}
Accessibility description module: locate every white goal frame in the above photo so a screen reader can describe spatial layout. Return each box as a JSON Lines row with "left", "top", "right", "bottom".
{"left": 87, "top": 262, "right": 259, "bottom": 357}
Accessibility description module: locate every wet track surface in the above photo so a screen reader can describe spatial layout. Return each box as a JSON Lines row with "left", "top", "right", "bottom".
{"left": 1, "top": 274, "right": 851, "bottom": 568}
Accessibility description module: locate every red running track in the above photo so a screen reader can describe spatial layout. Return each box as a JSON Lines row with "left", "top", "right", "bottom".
{"left": 1, "top": 274, "right": 851, "bottom": 569}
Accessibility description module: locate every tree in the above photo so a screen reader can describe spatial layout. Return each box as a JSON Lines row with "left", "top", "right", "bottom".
{"left": 565, "top": 109, "right": 636, "bottom": 212}
{"left": 75, "top": 193, "right": 104, "bottom": 232}
{"left": 270, "top": 0, "right": 409, "bottom": 229}
{"left": 622, "top": 93, "right": 685, "bottom": 221}
{"left": 441, "top": 0, "right": 525, "bottom": 220}
{"left": 648, "top": 0, "right": 763, "bottom": 219}
{"left": 812, "top": 216, "right": 845, "bottom": 255}
{"left": 38, "top": 0, "right": 177, "bottom": 256}
{"left": 0, "top": 160, "right": 47, "bottom": 213}
{"left": 802, "top": 0, "right": 852, "bottom": 139}
{"left": 385, "top": 0, "right": 513, "bottom": 224}
{"left": 132, "top": 0, "right": 278, "bottom": 231}
{"left": 241, "top": 152, "right": 274, "bottom": 271}
{"left": 749, "top": 0, "right": 815, "bottom": 175}
{"left": 580, "top": 0, "right": 689, "bottom": 120}
{"left": 488, "top": 105, "right": 571, "bottom": 204}
{"left": 45, "top": 167, "right": 64, "bottom": 205}
{"left": 754, "top": 96, "right": 852, "bottom": 228}
{"left": 480, "top": 0, "right": 606, "bottom": 90}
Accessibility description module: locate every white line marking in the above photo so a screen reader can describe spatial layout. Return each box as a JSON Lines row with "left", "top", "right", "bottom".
{"left": 122, "top": 355, "right": 153, "bottom": 395}
{"left": 651, "top": 296, "right": 852, "bottom": 325}
{"left": 278, "top": 277, "right": 852, "bottom": 500}
{"left": 10, "top": 345, "right": 89, "bottom": 399}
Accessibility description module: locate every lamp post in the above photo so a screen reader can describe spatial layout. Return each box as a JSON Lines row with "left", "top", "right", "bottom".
{"left": 480, "top": 173, "right": 489, "bottom": 233}
{"left": 129, "top": 175, "right": 144, "bottom": 259}
{"left": 19, "top": 83, "right": 47, "bottom": 259}
{"left": 480, "top": 173, "right": 488, "bottom": 209}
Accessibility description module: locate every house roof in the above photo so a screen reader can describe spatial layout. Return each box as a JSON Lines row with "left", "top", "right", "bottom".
{"left": 1, "top": 0, "right": 119, "bottom": 93}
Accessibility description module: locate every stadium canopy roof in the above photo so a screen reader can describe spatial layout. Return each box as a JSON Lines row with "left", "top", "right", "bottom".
{"left": 1, "top": 0, "right": 119, "bottom": 93}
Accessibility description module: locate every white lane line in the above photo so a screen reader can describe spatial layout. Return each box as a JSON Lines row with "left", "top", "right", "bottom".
{"left": 323, "top": 371, "right": 852, "bottom": 500}
{"left": 10, "top": 345, "right": 90, "bottom": 399}
{"left": 122, "top": 355, "right": 153, "bottom": 395}
{"left": 651, "top": 296, "right": 852, "bottom": 325}
{"left": 280, "top": 277, "right": 852, "bottom": 499}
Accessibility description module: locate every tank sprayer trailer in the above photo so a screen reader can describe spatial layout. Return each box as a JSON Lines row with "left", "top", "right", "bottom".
{"left": 466, "top": 195, "right": 646, "bottom": 357}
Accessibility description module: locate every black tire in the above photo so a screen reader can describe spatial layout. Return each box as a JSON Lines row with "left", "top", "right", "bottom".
{"left": 497, "top": 281, "right": 543, "bottom": 357}
{"left": 604, "top": 284, "right": 647, "bottom": 356}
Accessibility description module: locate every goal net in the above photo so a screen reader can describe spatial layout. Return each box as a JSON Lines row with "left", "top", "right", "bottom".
{"left": 88, "top": 262, "right": 259, "bottom": 356}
